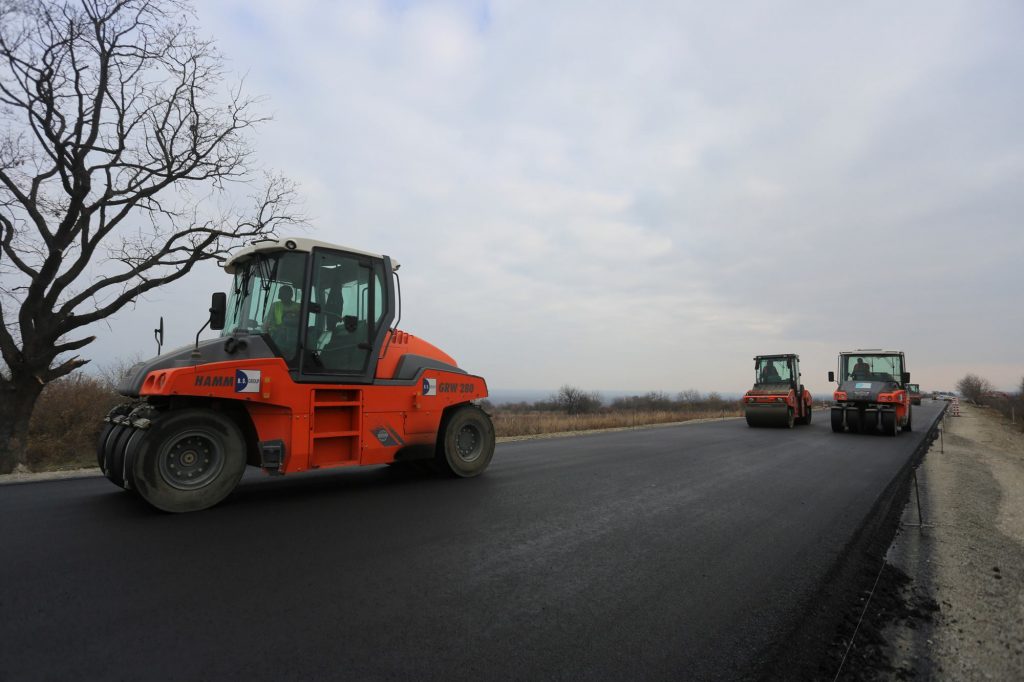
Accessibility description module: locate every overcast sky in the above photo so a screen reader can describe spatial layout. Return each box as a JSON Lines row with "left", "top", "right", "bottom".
{"left": 82, "top": 0, "right": 1023, "bottom": 396}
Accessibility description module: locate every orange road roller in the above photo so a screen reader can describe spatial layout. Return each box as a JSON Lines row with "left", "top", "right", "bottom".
{"left": 828, "top": 349, "right": 912, "bottom": 436}
{"left": 743, "top": 354, "right": 813, "bottom": 428}
{"left": 98, "top": 238, "right": 495, "bottom": 512}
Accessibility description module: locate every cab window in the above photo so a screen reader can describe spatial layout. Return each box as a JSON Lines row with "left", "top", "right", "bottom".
{"left": 223, "top": 251, "right": 307, "bottom": 366}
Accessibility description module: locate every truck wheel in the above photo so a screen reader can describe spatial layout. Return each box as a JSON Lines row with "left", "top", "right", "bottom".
{"left": 881, "top": 411, "right": 898, "bottom": 436}
{"left": 804, "top": 405, "right": 812, "bottom": 425}
{"left": 903, "top": 407, "right": 913, "bottom": 432}
{"left": 785, "top": 408, "right": 795, "bottom": 429}
{"left": 132, "top": 409, "right": 247, "bottom": 513}
{"left": 830, "top": 409, "right": 843, "bottom": 433}
{"left": 847, "top": 410, "right": 861, "bottom": 433}
{"left": 437, "top": 405, "right": 495, "bottom": 477}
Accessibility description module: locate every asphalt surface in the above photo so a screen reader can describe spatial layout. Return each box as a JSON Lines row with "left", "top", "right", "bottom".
{"left": 0, "top": 402, "right": 943, "bottom": 681}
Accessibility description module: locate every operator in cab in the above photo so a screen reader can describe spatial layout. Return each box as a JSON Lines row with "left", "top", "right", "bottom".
{"left": 264, "top": 285, "right": 301, "bottom": 353}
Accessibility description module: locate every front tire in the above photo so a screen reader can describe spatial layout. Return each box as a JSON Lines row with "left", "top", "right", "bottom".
{"left": 97, "top": 423, "right": 118, "bottom": 473}
{"left": 104, "top": 426, "right": 134, "bottom": 489}
{"left": 831, "top": 409, "right": 843, "bottom": 433}
{"left": 436, "top": 405, "right": 495, "bottom": 477}
{"left": 132, "top": 409, "right": 247, "bottom": 513}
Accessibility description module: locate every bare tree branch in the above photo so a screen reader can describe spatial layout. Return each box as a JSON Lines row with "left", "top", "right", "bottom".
{"left": 0, "top": 0, "right": 304, "bottom": 471}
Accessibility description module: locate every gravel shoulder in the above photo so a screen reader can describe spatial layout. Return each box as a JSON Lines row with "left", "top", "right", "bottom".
{"left": 885, "top": 402, "right": 1024, "bottom": 679}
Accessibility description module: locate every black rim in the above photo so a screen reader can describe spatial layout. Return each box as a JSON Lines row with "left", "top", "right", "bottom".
{"left": 454, "top": 422, "right": 483, "bottom": 463}
{"left": 158, "top": 430, "right": 226, "bottom": 490}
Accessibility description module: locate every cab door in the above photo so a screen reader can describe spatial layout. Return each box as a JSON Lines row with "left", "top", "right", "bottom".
{"left": 299, "top": 248, "right": 394, "bottom": 384}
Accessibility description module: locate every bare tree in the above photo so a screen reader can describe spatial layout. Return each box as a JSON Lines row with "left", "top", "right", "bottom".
{"left": 0, "top": 0, "right": 302, "bottom": 473}
{"left": 554, "top": 385, "right": 602, "bottom": 415}
{"left": 956, "top": 374, "right": 993, "bottom": 404}
{"left": 676, "top": 389, "right": 702, "bottom": 404}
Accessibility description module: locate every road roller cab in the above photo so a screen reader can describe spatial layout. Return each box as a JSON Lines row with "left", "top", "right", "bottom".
{"left": 99, "top": 238, "right": 496, "bottom": 512}
{"left": 743, "top": 354, "right": 813, "bottom": 428}
{"left": 828, "top": 349, "right": 912, "bottom": 436}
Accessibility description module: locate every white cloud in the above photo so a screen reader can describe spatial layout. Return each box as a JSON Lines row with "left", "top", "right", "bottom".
{"left": 75, "top": 0, "right": 1024, "bottom": 395}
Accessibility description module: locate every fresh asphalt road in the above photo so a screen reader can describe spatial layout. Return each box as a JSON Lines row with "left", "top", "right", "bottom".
{"left": 0, "top": 402, "right": 943, "bottom": 681}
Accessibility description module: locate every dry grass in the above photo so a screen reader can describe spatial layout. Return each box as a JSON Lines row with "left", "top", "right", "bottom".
{"left": 490, "top": 408, "right": 742, "bottom": 438}
{"left": 25, "top": 374, "right": 122, "bottom": 471}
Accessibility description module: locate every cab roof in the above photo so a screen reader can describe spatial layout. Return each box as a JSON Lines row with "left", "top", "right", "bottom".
{"left": 222, "top": 237, "right": 399, "bottom": 274}
{"left": 839, "top": 349, "right": 904, "bottom": 355}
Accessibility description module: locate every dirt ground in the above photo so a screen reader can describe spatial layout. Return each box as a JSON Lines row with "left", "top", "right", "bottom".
{"left": 880, "top": 402, "right": 1024, "bottom": 679}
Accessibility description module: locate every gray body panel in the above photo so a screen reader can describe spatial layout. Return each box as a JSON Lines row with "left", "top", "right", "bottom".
{"left": 117, "top": 335, "right": 278, "bottom": 397}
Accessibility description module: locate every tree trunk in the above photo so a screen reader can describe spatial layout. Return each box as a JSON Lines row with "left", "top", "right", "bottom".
{"left": 0, "top": 377, "right": 44, "bottom": 474}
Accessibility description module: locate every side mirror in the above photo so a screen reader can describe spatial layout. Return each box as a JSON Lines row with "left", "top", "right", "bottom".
{"left": 209, "top": 292, "right": 227, "bottom": 331}
{"left": 902, "top": 372, "right": 911, "bottom": 384}
{"left": 828, "top": 371, "right": 835, "bottom": 383}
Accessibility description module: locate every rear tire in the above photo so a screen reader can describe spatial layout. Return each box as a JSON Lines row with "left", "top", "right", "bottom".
{"left": 785, "top": 408, "right": 795, "bottom": 429}
{"left": 132, "top": 409, "right": 247, "bottom": 513}
{"left": 830, "top": 409, "right": 843, "bottom": 433}
{"left": 881, "top": 411, "right": 898, "bottom": 436}
{"left": 847, "top": 410, "right": 861, "bottom": 433}
{"left": 903, "top": 407, "right": 913, "bottom": 432}
{"left": 436, "top": 405, "right": 495, "bottom": 477}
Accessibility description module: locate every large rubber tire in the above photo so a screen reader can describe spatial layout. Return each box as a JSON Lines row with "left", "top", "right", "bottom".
{"left": 785, "top": 408, "right": 795, "bottom": 429}
{"left": 104, "top": 426, "right": 134, "bottom": 489}
{"left": 121, "top": 429, "right": 145, "bottom": 491}
{"left": 132, "top": 409, "right": 247, "bottom": 513}
{"left": 830, "top": 409, "right": 843, "bottom": 433}
{"left": 436, "top": 405, "right": 495, "bottom": 478}
{"left": 102, "top": 425, "right": 128, "bottom": 481}
{"left": 847, "top": 410, "right": 861, "bottom": 434}
{"left": 97, "top": 423, "right": 117, "bottom": 473}
{"left": 903, "top": 406, "right": 913, "bottom": 432}
{"left": 97, "top": 404, "right": 134, "bottom": 472}
{"left": 881, "top": 411, "right": 898, "bottom": 437}
{"left": 804, "top": 405, "right": 812, "bottom": 425}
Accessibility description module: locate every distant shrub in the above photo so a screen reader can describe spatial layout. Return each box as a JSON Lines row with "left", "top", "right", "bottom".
{"left": 25, "top": 374, "right": 122, "bottom": 471}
